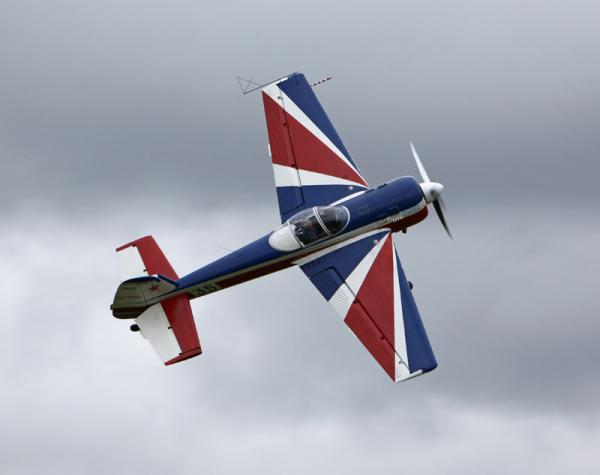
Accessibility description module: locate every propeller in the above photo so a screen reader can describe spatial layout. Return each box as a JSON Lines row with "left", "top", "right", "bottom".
{"left": 410, "top": 142, "right": 452, "bottom": 238}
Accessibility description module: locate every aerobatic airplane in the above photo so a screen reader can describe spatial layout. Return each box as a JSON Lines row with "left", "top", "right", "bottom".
{"left": 111, "top": 72, "right": 451, "bottom": 382}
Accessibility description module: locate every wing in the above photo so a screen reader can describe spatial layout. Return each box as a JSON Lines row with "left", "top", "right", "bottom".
{"left": 296, "top": 230, "right": 437, "bottom": 382}
{"left": 261, "top": 73, "right": 369, "bottom": 222}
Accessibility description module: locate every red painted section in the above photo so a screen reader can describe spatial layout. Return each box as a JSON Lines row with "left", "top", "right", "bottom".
{"left": 165, "top": 348, "right": 202, "bottom": 365}
{"left": 116, "top": 236, "right": 178, "bottom": 280}
{"left": 386, "top": 206, "right": 429, "bottom": 233}
{"left": 345, "top": 301, "right": 396, "bottom": 380}
{"left": 262, "top": 93, "right": 296, "bottom": 167}
{"left": 285, "top": 109, "right": 367, "bottom": 186}
{"left": 116, "top": 242, "right": 132, "bottom": 252}
{"left": 344, "top": 235, "right": 397, "bottom": 380}
{"left": 161, "top": 294, "right": 201, "bottom": 362}
{"left": 355, "top": 236, "right": 395, "bottom": 343}
{"left": 263, "top": 93, "right": 367, "bottom": 186}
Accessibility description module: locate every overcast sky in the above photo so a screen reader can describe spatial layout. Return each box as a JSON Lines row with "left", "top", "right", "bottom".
{"left": 1, "top": 1, "right": 599, "bottom": 474}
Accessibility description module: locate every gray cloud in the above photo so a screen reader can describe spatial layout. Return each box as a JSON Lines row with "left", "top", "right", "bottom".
{"left": 1, "top": 205, "right": 599, "bottom": 473}
{"left": 1, "top": 1, "right": 599, "bottom": 473}
{"left": 1, "top": 0, "right": 599, "bottom": 213}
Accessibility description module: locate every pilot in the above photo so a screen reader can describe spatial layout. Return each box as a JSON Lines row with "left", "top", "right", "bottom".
{"left": 298, "top": 217, "right": 322, "bottom": 244}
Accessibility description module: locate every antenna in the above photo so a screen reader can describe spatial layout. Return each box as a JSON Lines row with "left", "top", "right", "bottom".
{"left": 236, "top": 74, "right": 292, "bottom": 95}
{"left": 236, "top": 76, "right": 263, "bottom": 95}
{"left": 311, "top": 76, "right": 332, "bottom": 87}
{"left": 236, "top": 73, "right": 332, "bottom": 95}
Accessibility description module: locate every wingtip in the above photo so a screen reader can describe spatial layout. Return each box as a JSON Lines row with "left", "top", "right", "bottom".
{"left": 164, "top": 347, "right": 202, "bottom": 366}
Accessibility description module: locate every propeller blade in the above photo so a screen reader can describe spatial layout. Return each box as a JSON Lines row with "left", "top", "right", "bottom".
{"left": 432, "top": 198, "right": 452, "bottom": 239}
{"left": 438, "top": 194, "right": 448, "bottom": 212}
{"left": 410, "top": 142, "right": 430, "bottom": 183}
{"left": 409, "top": 141, "right": 452, "bottom": 239}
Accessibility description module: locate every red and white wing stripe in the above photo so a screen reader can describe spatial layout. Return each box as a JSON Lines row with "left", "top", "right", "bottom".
{"left": 262, "top": 82, "right": 367, "bottom": 185}
{"left": 261, "top": 73, "right": 369, "bottom": 221}
{"left": 299, "top": 231, "right": 437, "bottom": 382}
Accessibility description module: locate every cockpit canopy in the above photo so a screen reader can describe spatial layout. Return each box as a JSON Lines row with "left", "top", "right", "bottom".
{"left": 269, "top": 206, "right": 350, "bottom": 252}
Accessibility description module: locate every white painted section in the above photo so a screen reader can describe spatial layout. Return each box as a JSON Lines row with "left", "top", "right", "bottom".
{"left": 399, "top": 199, "right": 427, "bottom": 218}
{"left": 373, "top": 199, "right": 427, "bottom": 229}
{"left": 328, "top": 283, "right": 356, "bottom": 319}
{"left": 420, "top": 182, "right": 443, "bottom": 203}
{"left": 272, "top": 164, "right": 301, "bottom": 187}
{"left": 261, "top": 76, "right": 289, "bottom": 95}
{"left": 395, "top": 364, "right": 411, "bottom": 382}
{"left": 111, "top": 281, "right": 146, "bottom": 309}
{"left": 136, "top": 303, "right": 180, "bottom": 362}
{"left": 269, "top": 225, "right": 301, "bottom": 252}
{"left": 262, "top": 84, "right": 367, "bottom": 185}
{"left": 410, "top": 142, "right": 430, "bottom": 183}
{"left": 329, "top": 190, "right": 367, "bottom": 206}
{"left": 262, "top": 83, "right": 284, "bottom": 103}
{"left": 280, "top": 89, "right": 364, "bottom": 180}
{"left": 298, "top": 168, "right": 366, "bottom": 188}
{"left": 395, "top": 369, "right": 423, "bottom": 383}
{"left": 116, "top": 245, "right": 147, "bottom": 282}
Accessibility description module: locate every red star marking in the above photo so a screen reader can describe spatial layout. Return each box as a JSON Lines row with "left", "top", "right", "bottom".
{"left": 148, "top": 284, "right": 160, "bottom": 293}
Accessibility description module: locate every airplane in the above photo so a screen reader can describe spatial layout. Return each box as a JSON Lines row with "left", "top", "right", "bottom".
{"left": 110, "top": 72, "right": 451, "bottom": 383}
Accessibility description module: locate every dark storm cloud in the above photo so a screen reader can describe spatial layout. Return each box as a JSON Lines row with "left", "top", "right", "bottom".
{"left": 1, "top": 0, "right": 599, "bottom": 213}
{"left": 1, "top": 1, "right": 599, "bottom": 473}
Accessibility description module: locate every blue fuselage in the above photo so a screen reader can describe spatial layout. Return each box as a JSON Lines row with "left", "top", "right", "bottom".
{"left": 176, "top": 176, "right": 427, "bottom": 299}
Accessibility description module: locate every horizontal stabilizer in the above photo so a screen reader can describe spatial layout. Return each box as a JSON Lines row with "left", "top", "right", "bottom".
{"left": 136, "top": 295, "right": 202, "bottom": 365}
{"left": 116, "top": 235, "right": 178, "bottom": 282}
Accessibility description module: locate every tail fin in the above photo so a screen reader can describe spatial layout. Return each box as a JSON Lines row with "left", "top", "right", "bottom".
{"left": 111, "top": 236, "right": 202, "bottom": 365}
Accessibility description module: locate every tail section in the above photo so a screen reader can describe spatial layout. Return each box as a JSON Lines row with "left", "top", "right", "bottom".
{"left": 111, "top": 236, "right": 202, "bottom": 365}
{"left": 116, "top": 235, "right": 178, "bottom": 282}
{"left": 112, "top": 275, "right": 177, "bottom": 319}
